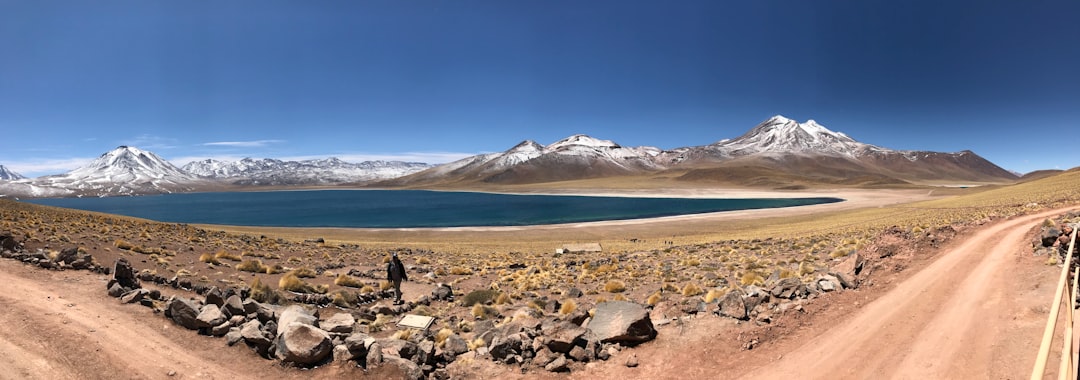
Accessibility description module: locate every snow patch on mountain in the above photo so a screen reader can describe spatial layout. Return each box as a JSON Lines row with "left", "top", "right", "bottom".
{"left": 712, "top": 115, "right": 875, "bottom": 157}
{"left": 181, "top": 157, "right": 432, "bottom": 185}
{"left": 0, "top": 165, "right": 25, "bottom": 180}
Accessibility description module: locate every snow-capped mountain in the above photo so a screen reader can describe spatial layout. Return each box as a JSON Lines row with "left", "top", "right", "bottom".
{"left": 0, "top": 146, "right": 204, "bottom": 197}
{"left": 0, "top": 165, "right": 25, "bottom": 180}
{"left": 182, "top": 157, "right": 432, "bottom": 186}
{"left": 389, "top": 115, "right": 1018, "bottom": 187}
{"left": 387, "top": 134, "right": 663, "bottom": 185}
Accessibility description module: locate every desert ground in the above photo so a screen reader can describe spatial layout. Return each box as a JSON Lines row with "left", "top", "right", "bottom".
{"left": 2, "top": 173, "right": 1079, "bottom": 379}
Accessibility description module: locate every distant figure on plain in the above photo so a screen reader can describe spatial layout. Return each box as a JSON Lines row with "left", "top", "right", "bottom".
{"left": 387, "top": 252, "right": 408, "bottom": 305}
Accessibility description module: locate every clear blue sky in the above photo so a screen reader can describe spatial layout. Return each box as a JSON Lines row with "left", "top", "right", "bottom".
{"left": 1, "top": 1, "right": 1077, "bottom": 177}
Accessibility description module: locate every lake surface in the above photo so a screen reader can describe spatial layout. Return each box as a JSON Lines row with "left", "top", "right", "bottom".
{"left": 26, "top": 190, "right": 842, "bottom": 228}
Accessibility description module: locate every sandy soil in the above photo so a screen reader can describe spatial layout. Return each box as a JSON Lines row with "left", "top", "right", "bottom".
{"left": 0, "top": 190, "right": 1069, "bottom": 379}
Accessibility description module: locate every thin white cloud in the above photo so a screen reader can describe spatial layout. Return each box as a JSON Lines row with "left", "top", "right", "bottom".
{"left": 202, "top": 140, "right": 285, "bottom": 148}
{"left": 280, "top": 152, "right": 477, "bottom": 164}
{"left": 121, "top": 134, "right": 179, "bottom": 150}
{"left": 1, "top": 157, "right": 94, "bottom": 178}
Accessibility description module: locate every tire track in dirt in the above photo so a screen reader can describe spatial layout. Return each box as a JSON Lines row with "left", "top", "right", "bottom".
{"left": 739, "top": 208, "right": 1072, "bottom": 379}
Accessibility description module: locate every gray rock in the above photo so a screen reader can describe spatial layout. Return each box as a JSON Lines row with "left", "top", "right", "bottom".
{"left": 416, "top": 340, "right": 435, "bottom": 366}
{"left": 587, "top": 301, "right": 657, "bottom": 345}
{"left": 205, "top": 286, "right": 225, "bottom": 307}
{"left": 625, "top": 353, "right": 639, "bottom": 367}
{"left": 240, "top": 320, "right": 273, "bottom": 355}
{"left": 211, "top": 321, "right": 232, "bottom": 337}
{"left": 718, "top": 289, "right": 748, "bottom": 320}
{"left": 488, "top": 332, "right": 524, "bottom": 361}
{"left": 533, "top": 347, "right": 558, "bottom": 367}
{"left": 276, "top": 305, "right": 317, "bottom": 336}
{"left": 442, "top": 333, "right": 469, "bottom": 358}
{"left": 383, "top": 356, "right": 423, "bottom": 380}
{"left": 365, "top": 342, "right": 383, "bottom": 368}
{"left": 333, "top": 344, "right": 355, "bottom": 362}
{"left": 545, "top": 355, "right": 569, "bottom": 372}
{"left": 770, "top": 277, "right": 802, "bottom": 299}
{"left": 319, "top": 313, "right": 355, "bottom": 334}
{"left": 569, "top": 345, "right": 587, "bottom": 362}
{"left": 432, "top": 283, "right": 453, "bottom": 301}
{"left": 120, "top": 289, "right": 148, "bottom": 304}
{"left": 107, "top": 282, "right": 125, "bottom": 298}
{"left": 545, "top": 321, "right": 587, "bottom": 353}
{"left": 275, "top": 322, "right": 333, "bottom": 365}
{"left": 381, "top": 338, "right": 418, "bottom": 361}
{"left": 818, "top": 274, "right": 841, "bottom": 292}
{"left": 112, "top": 258, "right": 140, "bottom": 289}
{"left": 166, "top": 297, "right": 202, "bottom": 330}
{"left": 223, "top": 295, "right": 245, "bottom": 317}
{"left": 225, "top": 328, "right": 244, "bottom": 346}
{"left": 196, "top": 304, "right": 227, "bottom": 329}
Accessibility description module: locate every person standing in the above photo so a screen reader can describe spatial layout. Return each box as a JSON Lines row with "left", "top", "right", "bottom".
{"left": 387, "top": 252, "right": 408, "bottom": 305}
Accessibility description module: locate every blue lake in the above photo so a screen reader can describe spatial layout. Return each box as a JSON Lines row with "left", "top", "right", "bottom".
{"left": 26, "top": 190, "right": 842, "bottom": 228}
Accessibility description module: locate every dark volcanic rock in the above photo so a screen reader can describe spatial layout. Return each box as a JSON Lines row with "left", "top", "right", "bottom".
{"left": 587, "top": 301, "right": 656, "bottom": 345}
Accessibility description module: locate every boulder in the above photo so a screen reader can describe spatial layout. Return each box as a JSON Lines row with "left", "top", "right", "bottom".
{"left": 383, "top": 356, "right": 423, "bottom": 380}
{"left": 53, "top": 247, "right": 79, "bottom": 264}
{"left": 344, "top": 333, "right": 374, "bottom": 361}
{"left": 587, "top": 301, "right": 656, "bottom": 345}
{"left": 205, "top": 286, "right": 226, "bottom": 308}
{"left": 276, "top": 305, "right": 317, "bottom": 336}
{"left": 818, "top": 274, "right": 841, "bottom": 292}
{"left": 770, "top": 277, "right": 802, "bottom": 299}
{"left": 275, "top": 322, "right": 333, "bottom": 365}
{"left": 223, "top": 295, "right": 245, "bottom": 317}
{"left": 107, "top": 282, "right": 125, "bottom": 298}
{"left": 442, "top": 333, "right": 469, "bottom": 358}
{"left": 488, "top": 332, "right": 524, "bottom": 361}
{"left": 241, "top": 320, "right": 273, "bottom": 353}
{"left": 416, "top": 340, "right": 435, "bottom": 366}
{"left": 225, "top": 328, "right": 244, "bottom": 346}
{"left": 381, "top": 339, "right": 419, "bottom": 361}
{"left": 120, "top": 289, "right": 149, "bottom": 304}
{"left": 366, "top": 342, "right": 384, "bottom": 367}
{"left": 532, "top": 347, "right": 559, "bottom": 367}
{"left": 166, "top": 297, "right": 202, "bottom": 330}
{"left": 545, "top": 356, "right": 569, "bottom": 372}
{"left": 545, "top": 321, "right": 587, "bottom": 353}
{"left": 196, "top": 304, "right": 227, "bottom": 329}
{"left": 319, "top": 313, "right": 355, "bottom": 334}
{"left": 112, "top": 258, "right": 140, "bottom": 289}
{"left": 0, "top": 231, "right": 21, "bottom": 253}
{"left": 333, "top": 344, "right": 354, "bottom": 363}
{"left": 211, "top": 322, "right": 232, "bottom": 337}
{"left": 431, "top": 283, "right": 453, "bottom": 301}
{"left": 831, "top": 252, "right": 864, "bottom": 282}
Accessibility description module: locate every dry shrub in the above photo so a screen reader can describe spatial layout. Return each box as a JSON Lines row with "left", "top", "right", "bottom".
{"left": 646, "top": 291, "right": 662, "bottom": 306}
{"left": 682, "top": 283, "right": 704, "bottom": 297}
{"left": 250, "top": 277, "right": 285, "bottom": 304}
{"left": 494, "top": 293, "right": 511, "bottom": 305}
{"left": 450, "top": 266, "right": 473, "bottom": 275}
{"left": 435, "top": 328, "right": 454, "bottom": 347}
{"left": 740, "top": 271, "right": 765, "bottom": 286}
{"left": 704, "top": 289, "right": 723, "bottom": 303}
{"left": 471, "top": 304, "right": 497, "bottom": 320}
{"left": 462, "top": 289, "right": 499, "bottom": 306}
{"left": 293, "top": 267, "right": 318, "bottom": 278}
{"left": 559, "top": 299, "right": 578, "bottom": 315}
{"left": 334, "top": 274, "right": 364, "bottom": 288}
{"left": 330, "top": 290, "right": 358, "bottom": 308}
{"left": 237, "top": 259, "right": 267, "bottom": 273}
{"left": 198, "top": 252, "right": 221, "bottom": 265}
{"left": 379, "top": 280, "right": 392, "bottom": 291}
{"left": 215, "top": 250, "right": 243, "bottom": 262}
{"left": 279, "top": 272, "right": 327, "bottom": 294}
{"left": 360, "top": 285, "right": 376, "bottom": 294}
{"left": 604, "top": 280, "right": 626, "bottom": 293}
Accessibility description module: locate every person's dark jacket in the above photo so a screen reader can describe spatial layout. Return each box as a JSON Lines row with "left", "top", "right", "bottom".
{"left": 387, "top": 257, "right": 408, "bottom": 282}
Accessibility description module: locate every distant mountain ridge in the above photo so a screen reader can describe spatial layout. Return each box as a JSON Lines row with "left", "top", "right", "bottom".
{"left": 0, "top": 147, "right": 432, "bottom": 198}
{"left": 182, "top": 157, "right": 431, "bottom": 186}
{"left": 386, "top": 115, "right": 1018, "bottom": 187}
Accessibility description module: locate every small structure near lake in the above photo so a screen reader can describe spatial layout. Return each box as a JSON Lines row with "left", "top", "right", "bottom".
{"left": 557, "top": 243, "right": 603, "bottom": 254}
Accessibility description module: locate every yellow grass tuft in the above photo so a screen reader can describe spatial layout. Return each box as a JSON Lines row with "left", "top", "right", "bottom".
{"left": 215, "top": 250, "right": 243, "bottom": 262}
{"left": 435, "top": 328, "right": 454, "bottom": 347}
{"left": 682, "top": 283, "right": 704, "bottom": 297}
{"left": 334, "top": 274, "right": 365, "bottom": 288}
{"left": 236, "top": 259, "right": 267, "bottom": 273}
{"left": 198, "top": 252, "right": 221, "bottom": 265}
{"left": 293, "top": 267, "right": 318, "bottom": 278}
{"left": 559, "top": 299, "right": 578, "bottom": 315}
{"left": 704, "top": 289, "right": 723, "bottom": 303}
{"left": 604, "top": 280, "right": 626, "bottom": 293}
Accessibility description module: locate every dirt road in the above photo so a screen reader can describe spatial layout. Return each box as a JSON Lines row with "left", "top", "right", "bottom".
{"left": 739, "top": 208, "right": 1072, "bottom": 379}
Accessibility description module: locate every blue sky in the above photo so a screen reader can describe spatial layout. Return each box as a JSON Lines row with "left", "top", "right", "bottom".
{"left": 1, "top": 1, "right": 1077, "bottom": 177}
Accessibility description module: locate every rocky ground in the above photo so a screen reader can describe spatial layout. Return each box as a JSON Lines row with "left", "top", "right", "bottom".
{"left": 0, "top": 199, "right": 1077, "bottom": 379}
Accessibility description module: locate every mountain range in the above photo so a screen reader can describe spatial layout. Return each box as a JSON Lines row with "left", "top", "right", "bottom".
{"left": 0, "top": 165, "right": 24, "bottom": 181}
{"left": 0, "top": 116, "right": 1018, "bottom": 198}
{"left": 384, "top": 115, "right": 1017, "bottom": 188}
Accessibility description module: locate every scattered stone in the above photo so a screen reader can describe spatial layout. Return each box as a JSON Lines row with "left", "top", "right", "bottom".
{"left": 565, "top": 287, "right": 584, "bottom": 298}
{"left": 383, "top": 356, "right": 423, "bottom": 380}
{"left": 275, "top": 322, "right": 333, "bottom": 365}
{"left": 366, "top": 342, "right": 384, "bottom": 368}
{"left": 196, "top": 304, "right": 227, "bottom": 329}
{"left": 107, "top": 282, "right": 125, "bottom": 298}
{"left": 545, "top": 322, "right": 586, "bottom": 353}
{"left": 120, "top": 289, "right": 149, "bottom": 304}
{"left": 770, "top": 277, "right": 802, "bottom": 299}
{"left": 442, "top": 333, "right": 469, "bottom": 358}
{"left": 204, "top": 286, "right": 225, "bottom": 308}
{"left": 112, "top": 258, "right": 140, "bottom": 289}
{"left": 587, "top": 301, "right": 657, "bottom": 345}
{"left": 225, "top": 328, "right": 244, "bottom": 346}
{"left": 165, "top": 297, "right": 202, "bottom": 330}
{"left": 240, "top": 320, "right": 273, "bottom": 355}
{"left": 545, "top": 356, "right": 569, "bottom": 372}
{"left": 625, "top": 353, "right": 639, "bottom": 367}
{"left": 718, "top": 288, "right": 748, "bottom": 320}
{"left": 320, "top": 313, "right": 356, "bottom": 334}
{"left": 211, "top": 321, "right": 232, "bottom": 337}
{"left": 276, "top": 305, "right": 317, "bottom": 336}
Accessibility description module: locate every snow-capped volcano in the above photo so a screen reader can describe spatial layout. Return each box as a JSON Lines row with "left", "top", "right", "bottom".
{"left": 388, "top": 116, "right": 1018, "bottom": 187}
{"left": 0, "top": 146, "right": 203, "bottom": 197}
{"left": 181, "top": 157, "right": 432, "bottom": 185}
{"left": 713, "top": 115, "right": 873, "bottom": 157}
{"left": 383, "top": 134, "right": 664, "bottom": 185}
{"left": 0, "top": 165, "right": 25, "bottom": 180}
